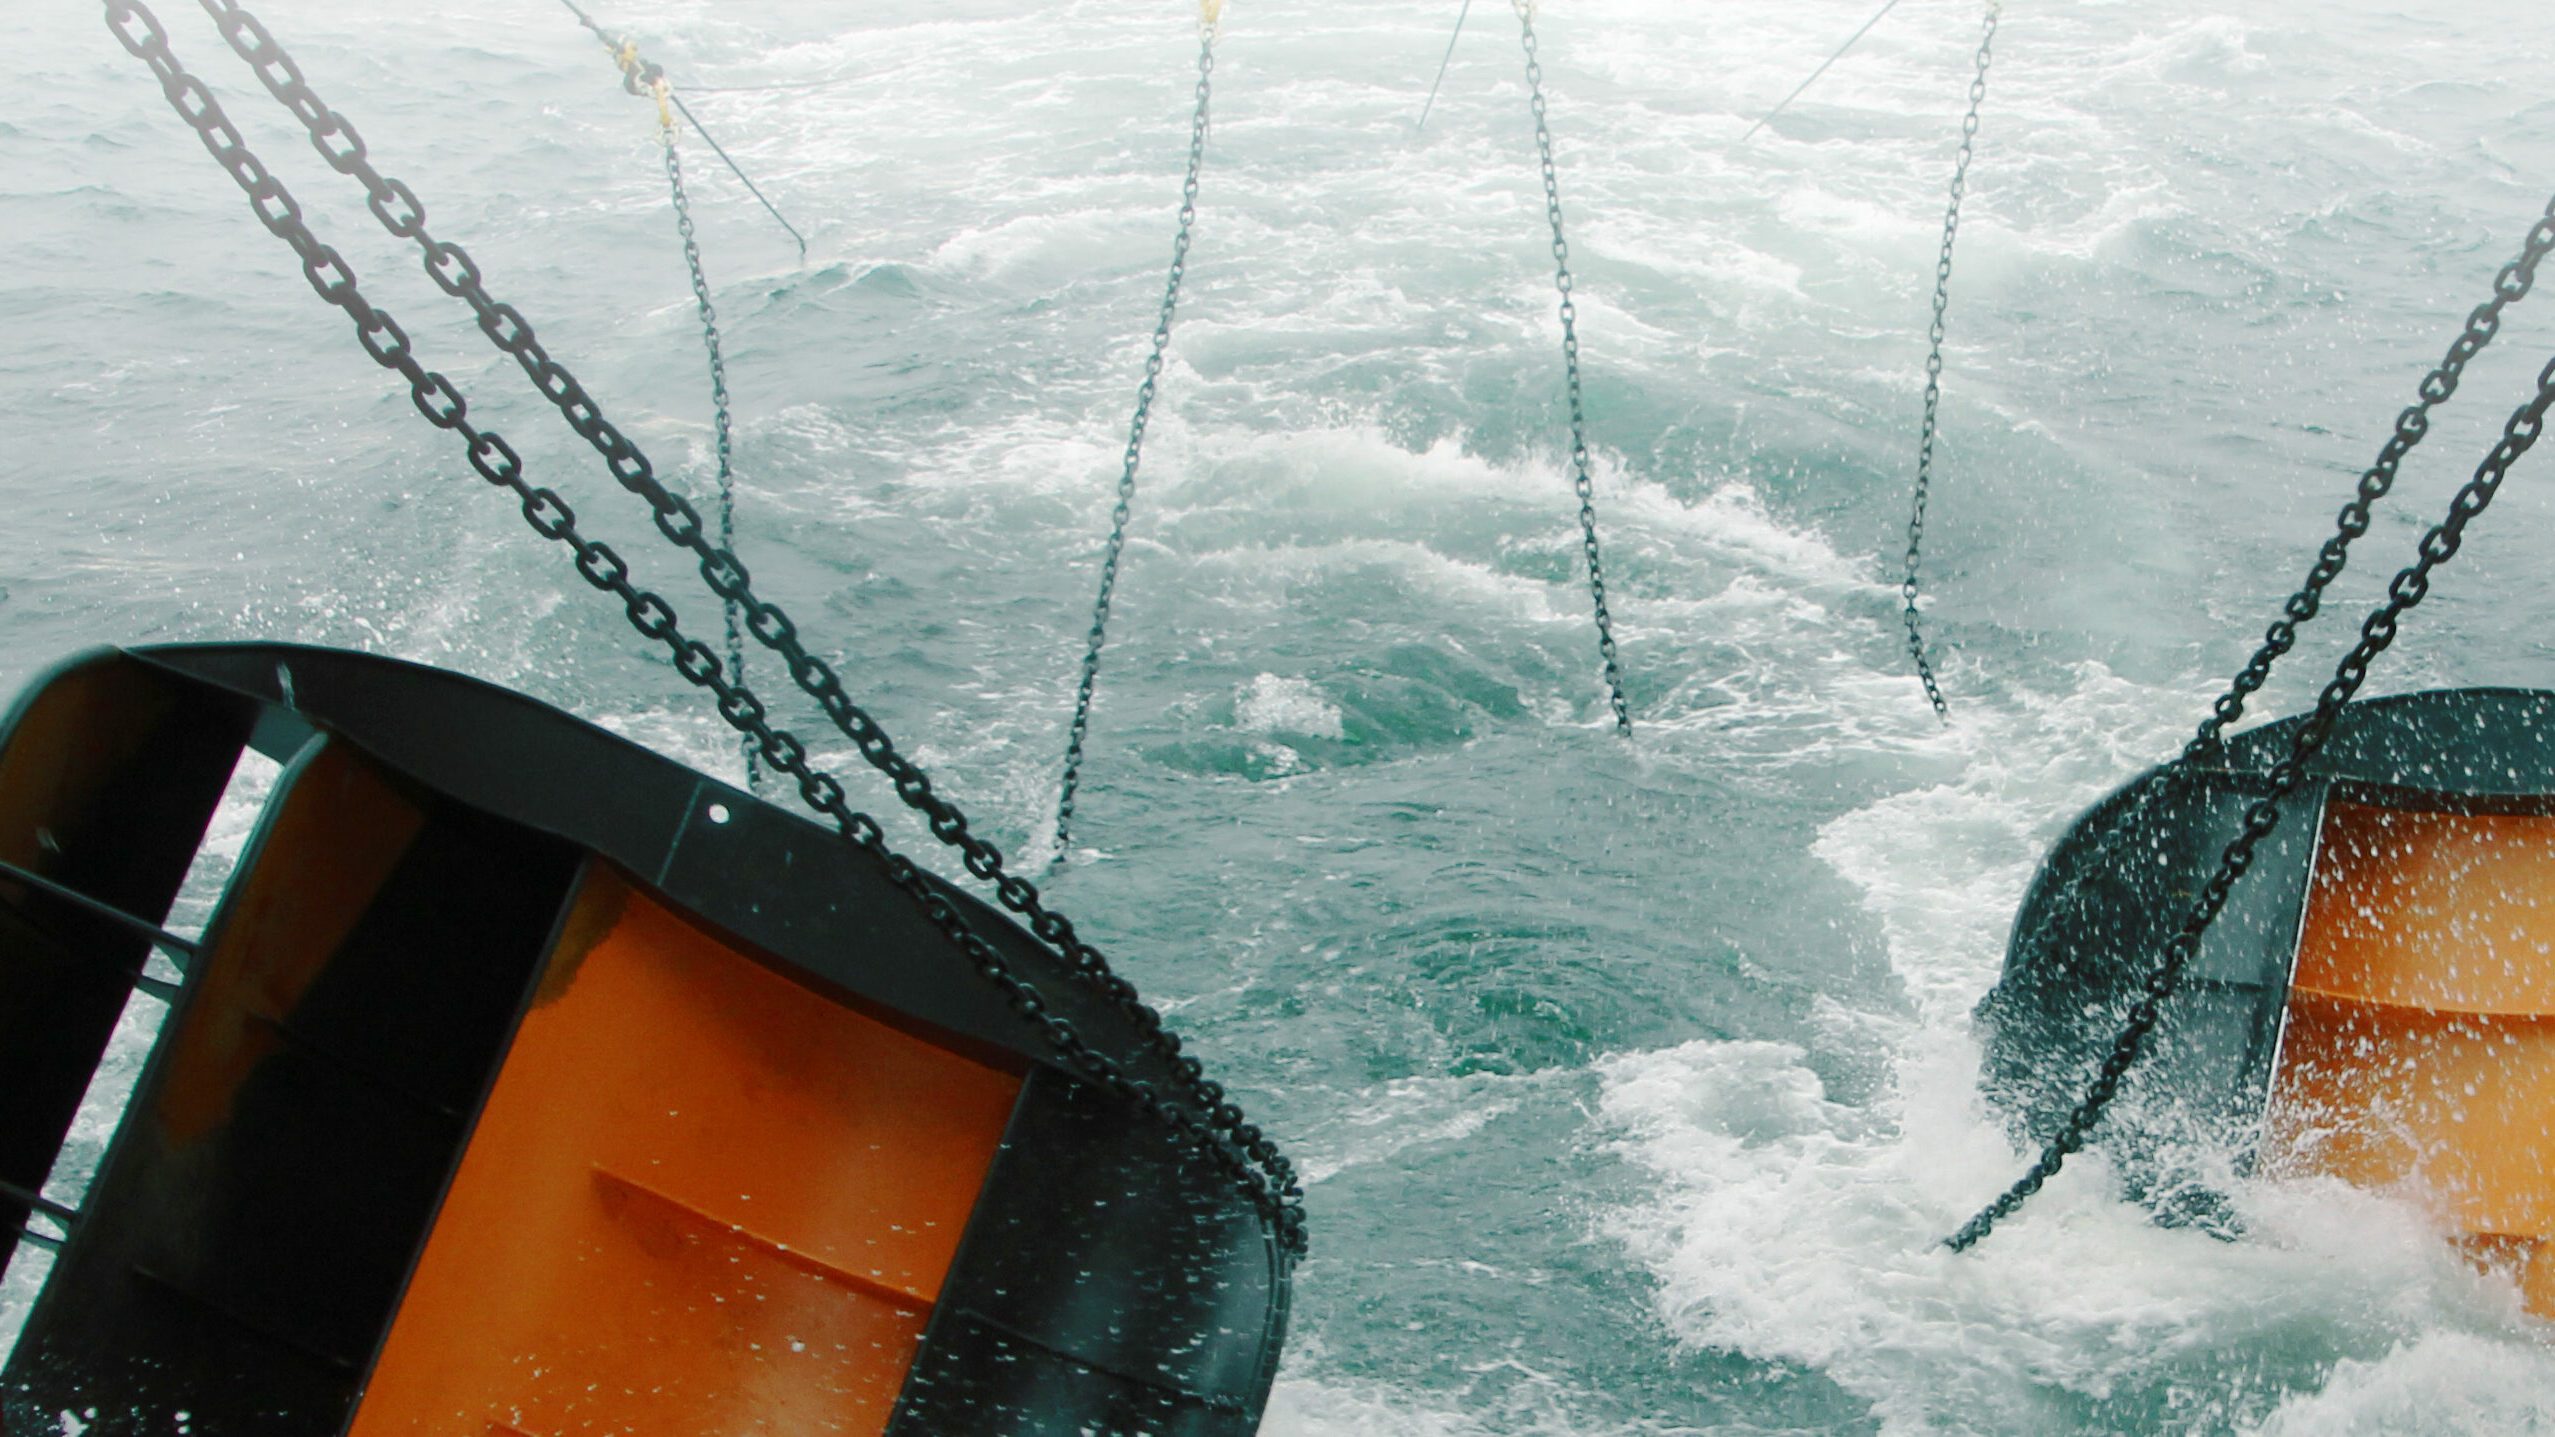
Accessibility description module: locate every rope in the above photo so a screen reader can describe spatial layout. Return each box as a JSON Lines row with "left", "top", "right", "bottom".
{"left": 1945, "top": 193, "right": 2555, "bottom": 1251}
{"left": 1514, "top": 0, "right": 1633, "bottom": 735}
{"left": 1050, "top": 10, "right": 1222, "bottom": 863}
{"left": 1899, "top": 2, "right": 1999, "bottom": 724}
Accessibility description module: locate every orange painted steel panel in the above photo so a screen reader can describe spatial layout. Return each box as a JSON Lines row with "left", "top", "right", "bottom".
{"left": 2268, "top": 798, "right": 2555, "bottom": 1316}
{"left": 2289, "top": 800, "right": 2555, "bottom": 1014}
{"left": 2267, "top": 994, "right": 2555, "bottom": 1235}
{"left": 349, "top": 868, "right": 1022, "bottom": 1436}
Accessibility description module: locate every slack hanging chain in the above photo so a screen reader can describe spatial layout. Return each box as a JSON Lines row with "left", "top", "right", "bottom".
{"left": 1900, "top": 1, "right": 1998, "bottom": 725}
{"left": 1514, "top": 0, "right": 1633, "bottom": 736}
{"left": 655, "top": 85, "right": 758, "bottom": 791}
{"left": 1051, "top": 13, "right": 1220, "bottom": 860}
{"left": 118, "top": 0, "right": 1304, "bottom": 1255}
{"left": 572, "top": 12, "right": 756, "bottom": 790}
{"left": 1946, "top": 206, "right": 2555, "bottom": 1254}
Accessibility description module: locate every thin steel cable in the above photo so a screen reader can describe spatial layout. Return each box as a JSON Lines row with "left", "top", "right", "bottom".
{"left": 1740, "top": 0, "right": 1906, "bottom": 143}
{"left": 556, "top": 0, "right": 808, "bottom": 258}
{"left": 667, "top": 90, "right": 807, "bottom": 259}
{"left": 1415, "top": 0, "right": 1473, "bottom": 133}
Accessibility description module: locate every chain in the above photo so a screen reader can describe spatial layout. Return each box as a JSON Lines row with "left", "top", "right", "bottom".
{"left": 1945, "top": 192, "right": 2555, "bottom": 1251}
{"left": 1051, "top": 20, "right": 1220, "bottom": 860}
{"left": 1514, "top": 1, "right": 1633, "bottom": 736}
{"left": 122, "top": 0, "right": 1303, "bottom": 1254}
{"left": 655, "top": 95, "right": 757, "bottom": 792}
{"left": 1900, "top": 2, "right": 1997, "bottom": 725}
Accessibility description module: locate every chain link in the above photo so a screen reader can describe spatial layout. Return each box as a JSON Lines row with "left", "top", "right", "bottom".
{"left": 1514, "top": 0, "right": 1632, "bottom": 736}
{"left": 124, "top": 0, "right": 1304, "bottom": 1254}
{"left": 1947, "top": 198, "right": 2555, "bottom": 1251}
{"left": 1051, "top": 28, "right": 1219, "bottom": 861}
{"left": 1900, "top": 2, "right": 1997, "bottom": 724}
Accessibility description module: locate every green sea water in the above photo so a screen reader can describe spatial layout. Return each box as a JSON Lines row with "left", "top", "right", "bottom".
{"left": 6, "top": 0, "right": 2555, "bottom": 1431}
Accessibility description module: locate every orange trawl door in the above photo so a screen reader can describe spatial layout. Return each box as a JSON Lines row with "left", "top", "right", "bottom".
{"left": 349, "top": 865, "right": 1024, "bottom": 1435}
{"left": 2266, "top": 798, "right": 2555, "bottom": 1316}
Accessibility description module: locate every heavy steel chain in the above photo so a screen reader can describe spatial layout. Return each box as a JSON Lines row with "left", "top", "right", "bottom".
{"left": 1051, "top": 15, "right": 1221, "bottom": 861}
{"left": 1514, "top": 0, "right": 1633, "bottom": 736}
{"left": 1900, "top": 2, "right": 1997, "bottom": 725}
{"left": 118, "top": 0, "right": 1304, "bottom": 1254}
{"left": 1947, "top": 200, "right": 2555, "bottom": 1252}
{"left": 2182, "top": 197, "right": 2555, "bottom": 761}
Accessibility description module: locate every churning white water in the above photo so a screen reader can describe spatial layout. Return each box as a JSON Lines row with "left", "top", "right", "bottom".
{"left": 6, "top": 0, "right": 2555, "bottom": 1430}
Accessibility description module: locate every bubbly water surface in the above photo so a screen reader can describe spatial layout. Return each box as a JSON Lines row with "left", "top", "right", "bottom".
{"left": 5, "top": 1, "right": 2555, "bottom": 1431}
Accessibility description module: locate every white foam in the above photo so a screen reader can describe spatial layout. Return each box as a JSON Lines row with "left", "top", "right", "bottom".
{"left": 1593, "top": 1032, "right": 2551, "bottom": 1435}
{"left": 928, "top": 208, "right": 1136, "bottom": 282}
{"left": 2245, "top": 1331, "right": 2555, "bottom": 1435}
{"left": 1265, "top": 1376, "right": 1560, "bottom": 1437}
{"left": 1291, "top": 1070, "right": 1554, "bottom": 1188}
{"left": 1595, "top": 653, "right": 2555, "bottom": 1432}
{"left": 1236, "top": 673, "right": 1346, "bottom": 740}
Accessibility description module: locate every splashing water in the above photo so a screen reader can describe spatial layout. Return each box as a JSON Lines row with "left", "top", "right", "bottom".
{"left": 5, "top": 0, "right": 2555, "bottom": 1431}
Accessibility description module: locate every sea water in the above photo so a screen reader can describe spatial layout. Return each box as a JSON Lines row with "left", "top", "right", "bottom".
{"left": 5, "top": 0, "right": 2555, "bottom": 1431}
